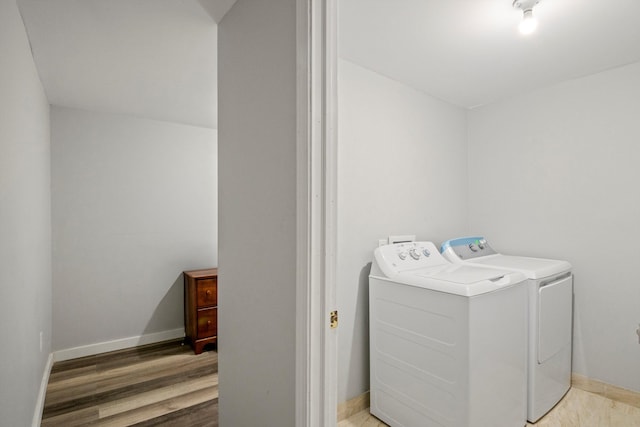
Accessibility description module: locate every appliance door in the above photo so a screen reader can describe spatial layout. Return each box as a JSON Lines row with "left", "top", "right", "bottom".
{"left": 538, "top": 275, "right": 573, "bottom": 363}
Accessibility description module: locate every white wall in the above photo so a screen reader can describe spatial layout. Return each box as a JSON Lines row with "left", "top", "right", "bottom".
{"left": 337, "top": 60, "right": 469, "bottom": 401}
{"left": 468, "top": 61, "right": 640, "bottom": 393}
{"left": 218, "top": 0, "right": 298, "bottom": 424}
{"left": 51, "top": 106, "right": 217, "bottom": 352}
{"left": 0, "top": 0, "right": 52, "bottom": 425}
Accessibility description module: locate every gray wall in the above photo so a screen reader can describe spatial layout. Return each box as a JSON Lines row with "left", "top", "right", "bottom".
{"left": 51, "top": 106, "right": 217, "bottom": 352}
{"left": 218, "top": 0, "right": 298, "bottom": 425}
{"left": 0, "top": 0, "right": 52, "bottom": 424}
{"left": 336, "top": 60, "right": 469, "bottom": 401}
{"left": 467, "top": 61, "right": 640, "bottom": 393}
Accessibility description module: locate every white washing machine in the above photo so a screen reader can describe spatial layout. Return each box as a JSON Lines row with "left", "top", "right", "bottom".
{"left": 369, "top": 241, "right": 528, "bottom": 427}
{"left": 440, "top": 237, "right": 572, "bottom": 423}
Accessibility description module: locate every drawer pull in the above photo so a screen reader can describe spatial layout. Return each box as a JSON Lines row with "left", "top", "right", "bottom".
{"left": 206, "top": 290, "right": 211, "bottom": 296}
{"left": 207, "top": 320, "right": 211, "bottom": 326}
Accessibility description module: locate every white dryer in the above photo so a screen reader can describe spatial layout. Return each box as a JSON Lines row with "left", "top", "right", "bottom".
{"left": 369, "top": 241, "right": 528, "bottom": 427}
{"left": 441, "top": 237, "right": 572, "bottom": 423}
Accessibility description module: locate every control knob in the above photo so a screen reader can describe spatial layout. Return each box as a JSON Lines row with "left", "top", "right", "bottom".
{"left": 422, "top": 248, "right": 431, "bottom": 257}
{"left": 398, "top": 252, "right": 407, "bottom": 260}
{"left": 409, "top": 248, "right": 421, "bottom": 260}
{"left": 469, "top": 243, "right": 478, "bottom": 252}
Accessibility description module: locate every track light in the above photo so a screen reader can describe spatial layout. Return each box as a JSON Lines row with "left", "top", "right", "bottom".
{"left": 513, "top": 0, "right": 540, "bottom": 35}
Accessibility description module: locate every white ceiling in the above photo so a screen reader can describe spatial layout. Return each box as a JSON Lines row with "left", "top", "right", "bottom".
{"left": 339, "top": 0, "right": 640, "bottom": 108}
{"left": 18, "top": 0, "right": 227, "bottom": 129}
{"left": 17, "top": 0, "right": 640, "bottom": 129}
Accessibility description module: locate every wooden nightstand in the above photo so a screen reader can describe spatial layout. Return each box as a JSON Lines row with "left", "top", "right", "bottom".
{"left": 184, "top": 268, "right": 217, "bottom": 354}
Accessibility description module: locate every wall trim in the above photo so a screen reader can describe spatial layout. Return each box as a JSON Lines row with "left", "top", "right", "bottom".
{"left": 31, "top": 353, "right": 54, "bottom": 427}
{"left": 337, "top": 391, "right": 370, "bottom": 422}
{"left": 53, "top": 328, "right": 185, "bottom": 362}
{"left": 572, "top": 373, "right": 640, "bottom": 409}
{"left": 295, "top": 0, "right": 338, "bottom": 426}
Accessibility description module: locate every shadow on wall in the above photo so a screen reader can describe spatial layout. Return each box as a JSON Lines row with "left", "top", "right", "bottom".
{"left": 142, "top": 273, "right": 185, "bottom": 339}
{"left": 347, "top": 262, "right": 372, "bottom": 395}
{"left": 570, "top": 273, "right": 585, "bottom": 374}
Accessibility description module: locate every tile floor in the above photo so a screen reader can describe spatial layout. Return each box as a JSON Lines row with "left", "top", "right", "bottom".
{"left": 339, "top": 387, "right": 640, "bottom": 427}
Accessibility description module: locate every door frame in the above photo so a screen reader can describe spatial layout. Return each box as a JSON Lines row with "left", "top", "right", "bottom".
{"left": 295, "top": 0, "right": 338, "bottom": 426}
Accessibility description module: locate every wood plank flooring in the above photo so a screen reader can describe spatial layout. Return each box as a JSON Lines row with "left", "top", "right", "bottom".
{"left": 41, "top": 339, "right": 218, "bottom": 427}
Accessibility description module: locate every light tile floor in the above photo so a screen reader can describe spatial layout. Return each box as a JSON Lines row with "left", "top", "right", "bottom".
{"left": 339, "top": 388, "right": 640, "bottom": 427}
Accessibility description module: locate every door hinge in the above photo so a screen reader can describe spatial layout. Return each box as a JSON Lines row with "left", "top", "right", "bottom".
{"left": 330, "top": 310, "right": 338, "bottom": 329}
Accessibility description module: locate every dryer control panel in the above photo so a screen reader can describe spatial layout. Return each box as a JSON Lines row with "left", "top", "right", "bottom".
{"left": 441, "top": 236, "right": 497, "bottom": 260}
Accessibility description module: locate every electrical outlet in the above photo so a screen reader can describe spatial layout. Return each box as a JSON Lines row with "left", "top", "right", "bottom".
{"left": 39, "top": 331, "right": 43, "bottom": 352}
{"left": 378, "top": 239, "right": 387, "bottom": 247}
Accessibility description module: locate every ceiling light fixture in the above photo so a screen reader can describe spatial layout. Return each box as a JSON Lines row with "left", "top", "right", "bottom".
{"left": 513, "top": 0, "right": 540, "bottom": 35}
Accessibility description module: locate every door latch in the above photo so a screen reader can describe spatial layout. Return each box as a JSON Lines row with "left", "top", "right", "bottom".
{"left": 330, "top": 310, "right": 338, "bottom": 329}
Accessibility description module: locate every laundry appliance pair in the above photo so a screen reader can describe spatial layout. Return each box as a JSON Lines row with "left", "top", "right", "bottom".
{"left": 369, "top": 237, "right": 572, "bottom": 427}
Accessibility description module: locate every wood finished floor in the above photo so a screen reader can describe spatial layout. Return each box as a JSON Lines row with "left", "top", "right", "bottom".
{"left": 340, "top": 387, "right": 640, "bottom": 427}
{"left": 41, "top": 339, "right": 218, "bottom": 427}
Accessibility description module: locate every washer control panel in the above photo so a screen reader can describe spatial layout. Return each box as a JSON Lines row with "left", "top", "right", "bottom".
{"left": 441, "top": 236, "right": 497, "bottom": 260}
{"left": 375, "top": 241, "right": 448, "bottom": 273}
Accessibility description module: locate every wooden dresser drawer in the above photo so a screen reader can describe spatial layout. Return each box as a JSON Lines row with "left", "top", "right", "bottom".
{"left": 197, "top": 308, "right": 217, "bottom": 337}
{"left": 196, "top": 278, "right": 217, "bottom": 307}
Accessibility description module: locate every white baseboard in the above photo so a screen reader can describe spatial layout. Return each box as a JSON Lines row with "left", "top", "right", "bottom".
{"left": 53, "top": 328, "right": 185, "bottom": 362}
{"left": 32, "top": 353, "right": 54, "bottom": 427}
